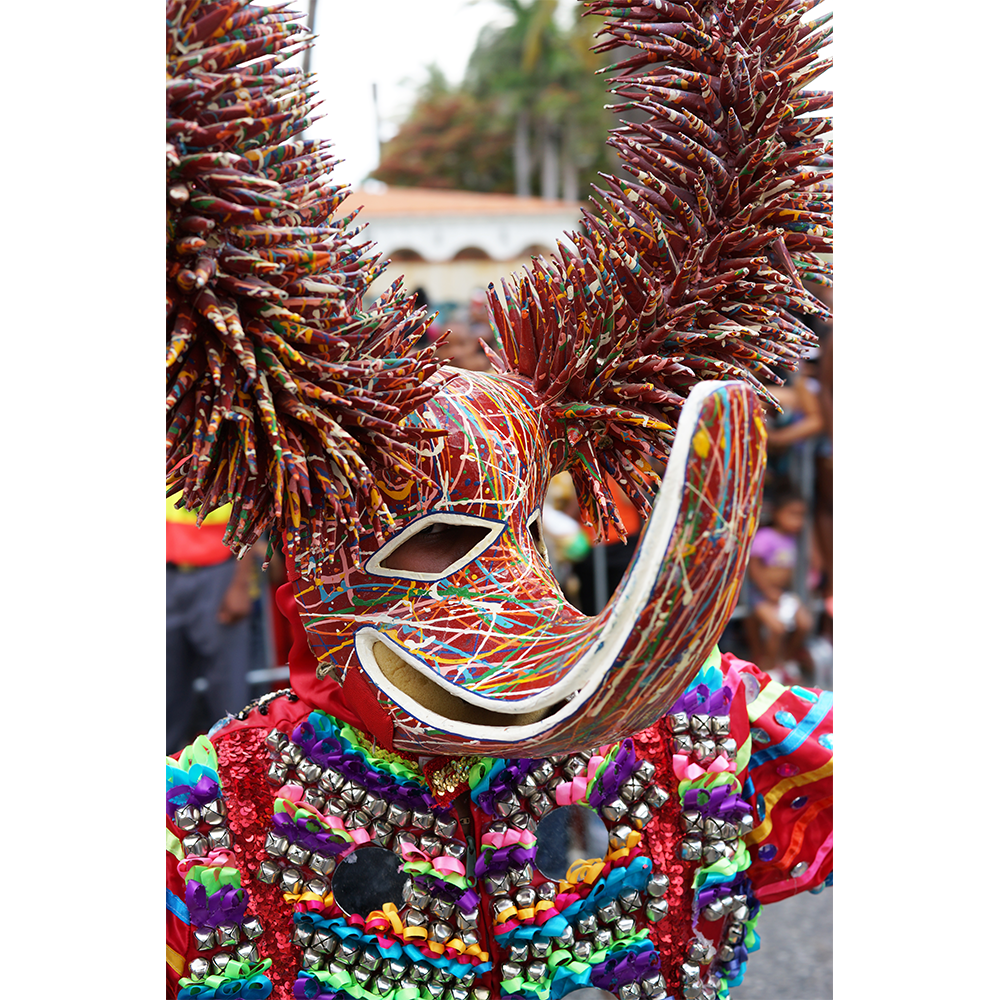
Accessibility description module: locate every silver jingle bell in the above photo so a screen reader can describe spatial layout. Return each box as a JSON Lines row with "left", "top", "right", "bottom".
{"left": 536, "top": 881, "right": 557, "bottom": 902}
{"left": 206, "top": 827, "right": 231, "bottom": 850}
{"left": 215, "top": 922, "right": 239, "bottom": 948}
{"left": 601, "top": 798, "right": 628, "bottom": 823}
{"left": 514, "top": 886, "right": 537, "bottom": 910}
{"left": 182, "top": 832, "right": 209, "bottom": 857}
{"left": 266, "top": 762, "right": 289, "bottom": 787}
{"left": 292, "top": 923, "right": 314, "bottom": 948}
{"left": 173, "top": 804, "right": 201, "bottom": 831}
{"left": 280, "top": 867, "right": 303, "bottom": 894}
{"left": 364, "top": 792, "right": 388, "bottom": 819}
{"left": 635, "top": 759, "right": 657, "bottom": 784}
{"left": 386, "top": 802, "right": 411, "bottom": 828}
{"left": 411, "top": 809, "right": 434, "bottom": 830}
{"left": 533, "top": 759, "right": 555, "bottom": 784}
{"left": 193, "top": 927, "right": 216, "bottom": 951}
{"left": 419, "top": 833, "right": 443, "bottom": 857}
{"left": 241, "top": 916, "right": 264, "bottom": 939}
{"left": 646, "top": 898, "right": 669, "bottom": 923}
{"left": 286, "top": 843, "right": 311, "bottom": 867}
{"left": 341, "top": 781, "right": 365, "bottom": 806}
{"left": 510, "top": 811, "right": 536, "bottom": 832}
{"left": 668, "top": 712, "right": 689, "bottom": 733}
{"left": 644, "top": 784, "right": 669, "bottom": 810}
{"left": 430, "top": 896, "right": 456, "bottom": 920}
{"left": 646, "top": 872, "right": 670, "bottom": 897}
{"left": 528, "top": 792, "right": 554, "bottom": 818}
{"left": 629, "top": 801, "right": 653, "bottom": 828}
{"left": 526, "top": 961, "right": 547, "bottom": 983}
{"left": 620, "top": 776, "right": 645, "bottom": 803}
{"left": 500, "top": 962, "right": 522, "bottom": 982}
{"left": 686, "top": 939, "right": 711, "bottom": 963}
{"left": 255, "top": 859, "right": 282, "bottom": 884}
{"left": 303, "top": 788, "right": 327, "bottom": 811}
{"left": 680, "top": 962, "right": 702, "bottom": 983}
{"left": 187, "top": 957, "right": 210, "bottom": 980}
{"left": 689, "top": 714, "right": 712, "bottom": 738}
{"left": 312, "top": 929, "right": 337, "bottom": 955}
{"left": 618, "top": 888, "right": 642, "bottom": 913}
{"left": 301, "top": 948, "right": 326, "bottom": 971}
{"left": 296, "top": 761, "right": 323, "bottom": 784}
{"left": 609, "top": 823, "right": 634, "bottom": 851}
{"left": 201, "top": 797, "right": 227, "bottom": 826}
{"left": 434, "top": 816, "right": 458, "bottom": 839}
{"left": 709, "top": 715, "right": 730, "bottom": 738}
{"left": 265, "top": 727, "right": 288, "bottom": 752}
{"left": 679, "top": 837, "right": 703, "bottom": 861}
{"left": 529, "top": 938, "right": 550, "bottom": 959}
{"left": 614, "top": 915, "right": 637, "bottom": 939}
{"left": 319, "top": 768, "right": 344, "bottom": 793}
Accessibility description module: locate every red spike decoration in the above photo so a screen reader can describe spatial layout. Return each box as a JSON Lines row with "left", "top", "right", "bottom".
{"left": 486, "top": 0, "right": 831, "bottom": 540}
{"left": 166, "top": 1, "right": 448, "bottom": 576}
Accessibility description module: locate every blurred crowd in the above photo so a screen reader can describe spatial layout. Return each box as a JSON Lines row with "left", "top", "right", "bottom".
{"left": 167, "top": 284, "right": 833, "bottom": 753}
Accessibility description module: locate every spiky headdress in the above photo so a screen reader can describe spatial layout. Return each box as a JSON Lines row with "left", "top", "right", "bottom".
{"left": 166, "top": 0, "right": 831, "bottom": 563}
{"left": 166, "top": 0, "right": 446, "bottom": 573}
{"left": 485, "top": 0, "right": 832, "bottom": 539}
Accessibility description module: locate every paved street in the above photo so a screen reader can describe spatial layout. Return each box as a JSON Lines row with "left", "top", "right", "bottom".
{"left": 733, "top": 887, "right": 833, "bottom": 999}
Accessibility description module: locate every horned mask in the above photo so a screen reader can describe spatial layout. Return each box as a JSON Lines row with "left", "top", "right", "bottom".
{"left": 166, "top": 0, "right": 831, "bottom": 757}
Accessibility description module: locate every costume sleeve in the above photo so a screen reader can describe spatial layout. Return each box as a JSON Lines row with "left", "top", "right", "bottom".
{"left": 729, "top": 657, "right": 833, "bottom": 903}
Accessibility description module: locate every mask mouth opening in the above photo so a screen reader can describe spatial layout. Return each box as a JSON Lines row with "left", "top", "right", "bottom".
{"left": 368, "top": 639, "right": 557, "bottom": 728}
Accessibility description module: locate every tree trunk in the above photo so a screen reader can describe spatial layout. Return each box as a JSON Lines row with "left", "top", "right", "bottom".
{"left": 541, "top": 120, "right": 559, "bottom": 201}
{"left": 561, "top": 122, "right": 579, "bottom": 203}
{"left": 515, "top": 110, "right": 532, "bottom": 198}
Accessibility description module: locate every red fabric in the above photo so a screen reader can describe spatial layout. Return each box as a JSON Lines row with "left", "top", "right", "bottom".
{"left": 165, "top": 520, "right": 232, "bottom": 567}
{"left": 274, "top": 577, "right": 396, "bottom": 743}
{"left": 737, "top": 661, "right": 833, "bottom": 902}
{"left": 166, "top": 818, "right": 189, "bottom": 999}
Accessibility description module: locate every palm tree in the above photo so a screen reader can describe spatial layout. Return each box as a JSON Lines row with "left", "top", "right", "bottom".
{"left": 465, "top": 0, "right": 611, "bottom": 200}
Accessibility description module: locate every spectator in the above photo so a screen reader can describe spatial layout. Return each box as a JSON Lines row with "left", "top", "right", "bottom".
{"left": 743, "top": 488, "right": 815, "bottom": 683}
{"left": 166, "top": 500, "right": 262, "bottom": 752}
{"left": 434, "top": 317, "right": 492, "bottom": 371}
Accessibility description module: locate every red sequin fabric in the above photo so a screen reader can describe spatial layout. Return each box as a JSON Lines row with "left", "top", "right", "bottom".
{"left": 633, "top": 717, "right": 698, "bottom": 999}
{"left": 215, "top": 725, "right": 304, "bottom": 1000}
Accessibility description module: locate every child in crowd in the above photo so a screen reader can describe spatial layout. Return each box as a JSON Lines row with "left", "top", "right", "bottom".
{"left": 744, "top": 489, "right": 815, "bottom": 682}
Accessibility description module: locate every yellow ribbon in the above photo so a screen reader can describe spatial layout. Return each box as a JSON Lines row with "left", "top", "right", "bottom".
{"left": 562, "top": 857, "right": 605, "bottom": 888}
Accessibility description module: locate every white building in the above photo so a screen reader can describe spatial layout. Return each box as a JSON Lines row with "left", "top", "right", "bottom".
{"left": 338, "top": 184, "right": 584, "bottom": 309}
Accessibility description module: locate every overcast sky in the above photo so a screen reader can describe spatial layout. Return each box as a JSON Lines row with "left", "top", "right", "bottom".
{"left": 285, "top": 0, "right": 833, "bottom": 190}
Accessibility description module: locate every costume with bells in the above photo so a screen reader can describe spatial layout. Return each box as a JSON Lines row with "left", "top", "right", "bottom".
{"left": 165, "top": 2, "right": 833, "bottom": 998}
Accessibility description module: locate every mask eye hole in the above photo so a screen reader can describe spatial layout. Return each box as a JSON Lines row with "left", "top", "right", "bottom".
{"left": 366, "top": 513, "right": 506, "bottom": 581}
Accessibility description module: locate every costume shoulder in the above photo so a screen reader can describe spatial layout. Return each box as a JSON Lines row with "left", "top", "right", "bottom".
{"left": 733, "top": 659, "right": 834, "bottom": 903}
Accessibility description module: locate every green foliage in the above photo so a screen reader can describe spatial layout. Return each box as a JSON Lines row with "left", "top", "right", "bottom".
{"left": 372, "top": 66, "right": 515, "bottom": 192}
{"left": 371, "top": 0, "right": 618, "bottom": 199}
